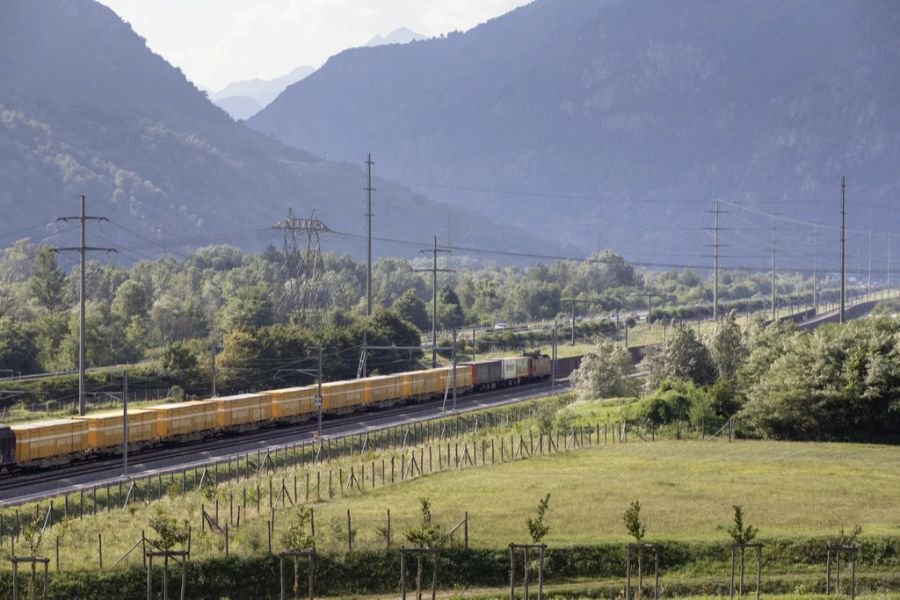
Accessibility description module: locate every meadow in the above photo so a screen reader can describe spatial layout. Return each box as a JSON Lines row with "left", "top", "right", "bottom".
{"left": 8, "top": 433, "right": 899, "bottom": 569}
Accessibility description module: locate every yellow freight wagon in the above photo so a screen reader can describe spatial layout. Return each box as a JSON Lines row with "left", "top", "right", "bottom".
{"left": 216, "top": 393, "right": 272, "bottom": 428}
{"left": 321, "top": 379, "right": 368, "bottom": 411}
{"left": 270, "top": 385, "right": 318, "bottom": 419}
{"left": 73, "top": 409, "right": 156, "bottom": 448}
{"left": 12, "top": 418, "right": 88, "bottom": 462}
{"left": 150, "top": 400, "right": 218, "bottom": 437}
{"left": 452, "top": 364, "right": 474, "bottom": 389}
{"left": 402, "top": 368, "right": 447, "bottom": 397}
{"left": 366, "top": 373, "right": 404, "bottom": 404}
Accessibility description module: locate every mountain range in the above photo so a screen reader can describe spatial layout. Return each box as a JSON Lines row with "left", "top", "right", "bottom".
{"left": 366, "top": 27, "right": 426, "bottom": 47}
{"left": 249, "top": 0, "right": 900, "bottom": 266}
{"left": 210, "top": 27, "right": 425, "bottom": 121}
{"left": 0, "top": 0, "right": 563, "bottom": 262}
{"left": 209, "top": 65, "right": 316, "bottom": 120}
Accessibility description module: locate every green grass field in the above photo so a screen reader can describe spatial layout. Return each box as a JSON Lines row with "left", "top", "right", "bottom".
{"left": 311, "top": 439, "right": 900, "bottom": 550}
{"left": 8, "top": 434, "right": 900, "bottom": 575}
{"left": 344, "top": 586, "right": 900, "bottom": 600}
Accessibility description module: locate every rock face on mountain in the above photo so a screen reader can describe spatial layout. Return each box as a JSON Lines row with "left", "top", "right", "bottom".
{"left": 0, "top": 0, "right": 557, "bottom": 260}
{"left": 250, "top": 0, "right": 900, "bottom": 261}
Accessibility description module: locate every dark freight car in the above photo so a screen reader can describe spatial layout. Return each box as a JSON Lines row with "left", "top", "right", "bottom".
{"left": 553, "top": 355, "right": 583, "bottom": 379}
{"left": 0, "top": 425, "right": 15, "bottom": 466}
{"left": 462, "top": 360, "right": 503, "bottom": 390}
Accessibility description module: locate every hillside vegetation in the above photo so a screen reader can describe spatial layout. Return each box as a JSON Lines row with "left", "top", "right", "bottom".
{"left": 251, "top": 0, "right": 900, "bottom": 257}
{"left": 0, "top": 0, "right": 548, "bottom": 259}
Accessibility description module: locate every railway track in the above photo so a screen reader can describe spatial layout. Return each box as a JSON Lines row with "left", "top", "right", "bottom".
{"left": 0, "top": 379, "right": 570, "bottom": 503}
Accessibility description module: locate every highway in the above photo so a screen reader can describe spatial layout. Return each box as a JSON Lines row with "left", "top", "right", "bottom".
{"left": 0, "top": 379, "right": 570, "bottom": 506}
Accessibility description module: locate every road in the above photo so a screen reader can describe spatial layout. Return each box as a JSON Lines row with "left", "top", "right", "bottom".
{"left": 0, "top": 379, "right": 570, "bottom": 506}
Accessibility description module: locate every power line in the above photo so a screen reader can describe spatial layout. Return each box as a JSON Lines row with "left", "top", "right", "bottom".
{"left": 395, "top": 179, "right": 709, "bottom": 205}
{"left": 840, "top": 177, "right": 847, "bottom": 324}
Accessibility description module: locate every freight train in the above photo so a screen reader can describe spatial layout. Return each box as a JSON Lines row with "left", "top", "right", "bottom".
{"left": 0, "top": 354, "right": 581, "bottom": 472}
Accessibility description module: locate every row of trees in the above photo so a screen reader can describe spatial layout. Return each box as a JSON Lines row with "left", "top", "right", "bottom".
{"left": 1, "top": 237, "right": 826, "bottom": 378}
{"left": 573, "top": 307, "right": 900, "bottom": 441}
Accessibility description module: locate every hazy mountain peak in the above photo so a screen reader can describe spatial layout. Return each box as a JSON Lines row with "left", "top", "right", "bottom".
{"left": 0, "top": 0, "right": 569, "bottom": 262}
{"left": 210, "top": 65, "right": 316, "bottom": 118}
{"left": 366, "top": 27, "right": 426, "bottom": 47}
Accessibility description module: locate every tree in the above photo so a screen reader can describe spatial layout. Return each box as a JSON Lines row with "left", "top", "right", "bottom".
{"left": 639, "top": 379, "right": 707, "bottom": 429}
{"left": 709, "top": 311, "right": 747, "bottom": 380}
{"left": 405, "top": 497, "right": 442, "bottom": 548}
{"left": 112, "top": 279, "right": 152, "bottom": 321}
{"left": 281, "top": 506, "right": 316, "bottom": 598}
{"left": 28, "top": 245, "right": 67, "bottom": 311}
{"left": 161, "top": 340, "right": 201, "bottom": 384}
{"left": 218, "top": 285, "right": 274, "bottom": 332}
{"left": 437, "top": 285, "right": 465, "bottom": 331}
{"left": 392, "top": 289, "right": 429, "bottom": 332}
{"left": 56, "top": 301, "right": 132, "bottom": 368}
{"left": 727, "top": 505, "right": 757, "bottom": 545}
{"left": 645, "top": 327, "right": 717, "bottom": 390}
{"left": 526, "top": 494, "right": 551, "bottom": 543}
{"left": 740, "top": 317, "right": 900, "bottom": 440}
{"left": 623, "top": 500, "right": 646, "bottom": 542}
{"left": 362, "top": 309, "right": 424, "bottom": 374}
{"left": 571, "top": 337, "right": 636, "bottom": 400}
{"left": 0, "top": 317, "right": 40, "bottom": 374}
{"left": 148, "top": 506, "right": 189, "bottom": 550}
{"left": 282, "top": 506, "right": 315, "bottom": 550}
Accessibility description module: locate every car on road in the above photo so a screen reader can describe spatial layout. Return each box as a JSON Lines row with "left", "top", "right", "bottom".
{"left": 493, "top": 321, "right": 507, "bottom": 330}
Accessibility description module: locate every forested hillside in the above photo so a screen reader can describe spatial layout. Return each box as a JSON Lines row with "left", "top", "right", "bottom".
{"left": 251, "top": 0, "right": 900, "bottom": 259}
{"left": 0, "top": 0, "right": 556, "bottom": 260}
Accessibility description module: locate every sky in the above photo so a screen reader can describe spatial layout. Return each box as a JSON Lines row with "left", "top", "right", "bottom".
{"left": 96, "top": 0, "right": 533, "bottom": 91}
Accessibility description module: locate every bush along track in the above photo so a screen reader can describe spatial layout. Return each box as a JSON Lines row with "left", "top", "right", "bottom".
{"left": 0, "top": 539, "right": 898, "bottom": 599}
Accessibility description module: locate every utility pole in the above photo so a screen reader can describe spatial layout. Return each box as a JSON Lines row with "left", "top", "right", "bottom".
{"left": 361, "top": 154, "right": 375, "bottom": 378}
{"left": 416, "top": 236, "right": 452, "bottom": 367}
{"left": 122, "top": 370, "right": 128, "bottom": 477}
{"left": 630, "top": 291, "right": 660, "bottom": 325}
{"left": 840, "top": 177, "right": 847, "bottom": 324}
{"left": 316, "top": 345, "right": 323, "bottom": 441}
{"left": 551, "top": 323, "right": 558, "bottom": 390}
{"left": 813, "top": 225, "right": 819, "bottom": 314}
{"left": 771, "top": 211, "right": 777, "bottom": 322}
{"left": 561, "top": 298, "right": 599, "bottom": 345}
{"left": 210, "top": 343, "right": 221, "bottom": 397}
{"left": 889, "top": 234, "right": 893, "bottom": 294}
{"left": 54, "top": 194, "right": 115, "bottom": 416}
{"left": 451, "top": 331, "right": 457, "bottom": 412}
{"left": 704, "top": 199, "right": 728, "bottom": 321}
{"left": 365, "top": 154, "right": 374, "bottom": 316}
{"left": 867, "top": 230, "right": 873, "bottom": 297}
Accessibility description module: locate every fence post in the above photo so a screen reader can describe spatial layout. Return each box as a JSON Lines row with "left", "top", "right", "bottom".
{"left": 386, "top": 510, "right": 392, "bottom": 548}
{"left": 464, "top": 512, "right": 468, "bottom": 548}
{"left": 347, "top": 510, "right": 352, "bottom": 554}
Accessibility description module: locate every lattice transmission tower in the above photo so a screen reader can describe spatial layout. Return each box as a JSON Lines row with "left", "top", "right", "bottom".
{"left": 272, "top": 208, "right": 332, "bottom": 320}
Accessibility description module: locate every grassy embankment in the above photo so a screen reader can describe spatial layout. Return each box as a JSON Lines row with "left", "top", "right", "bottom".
{"left": 6, "top": 428, "right": 899, "bottom": 569}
